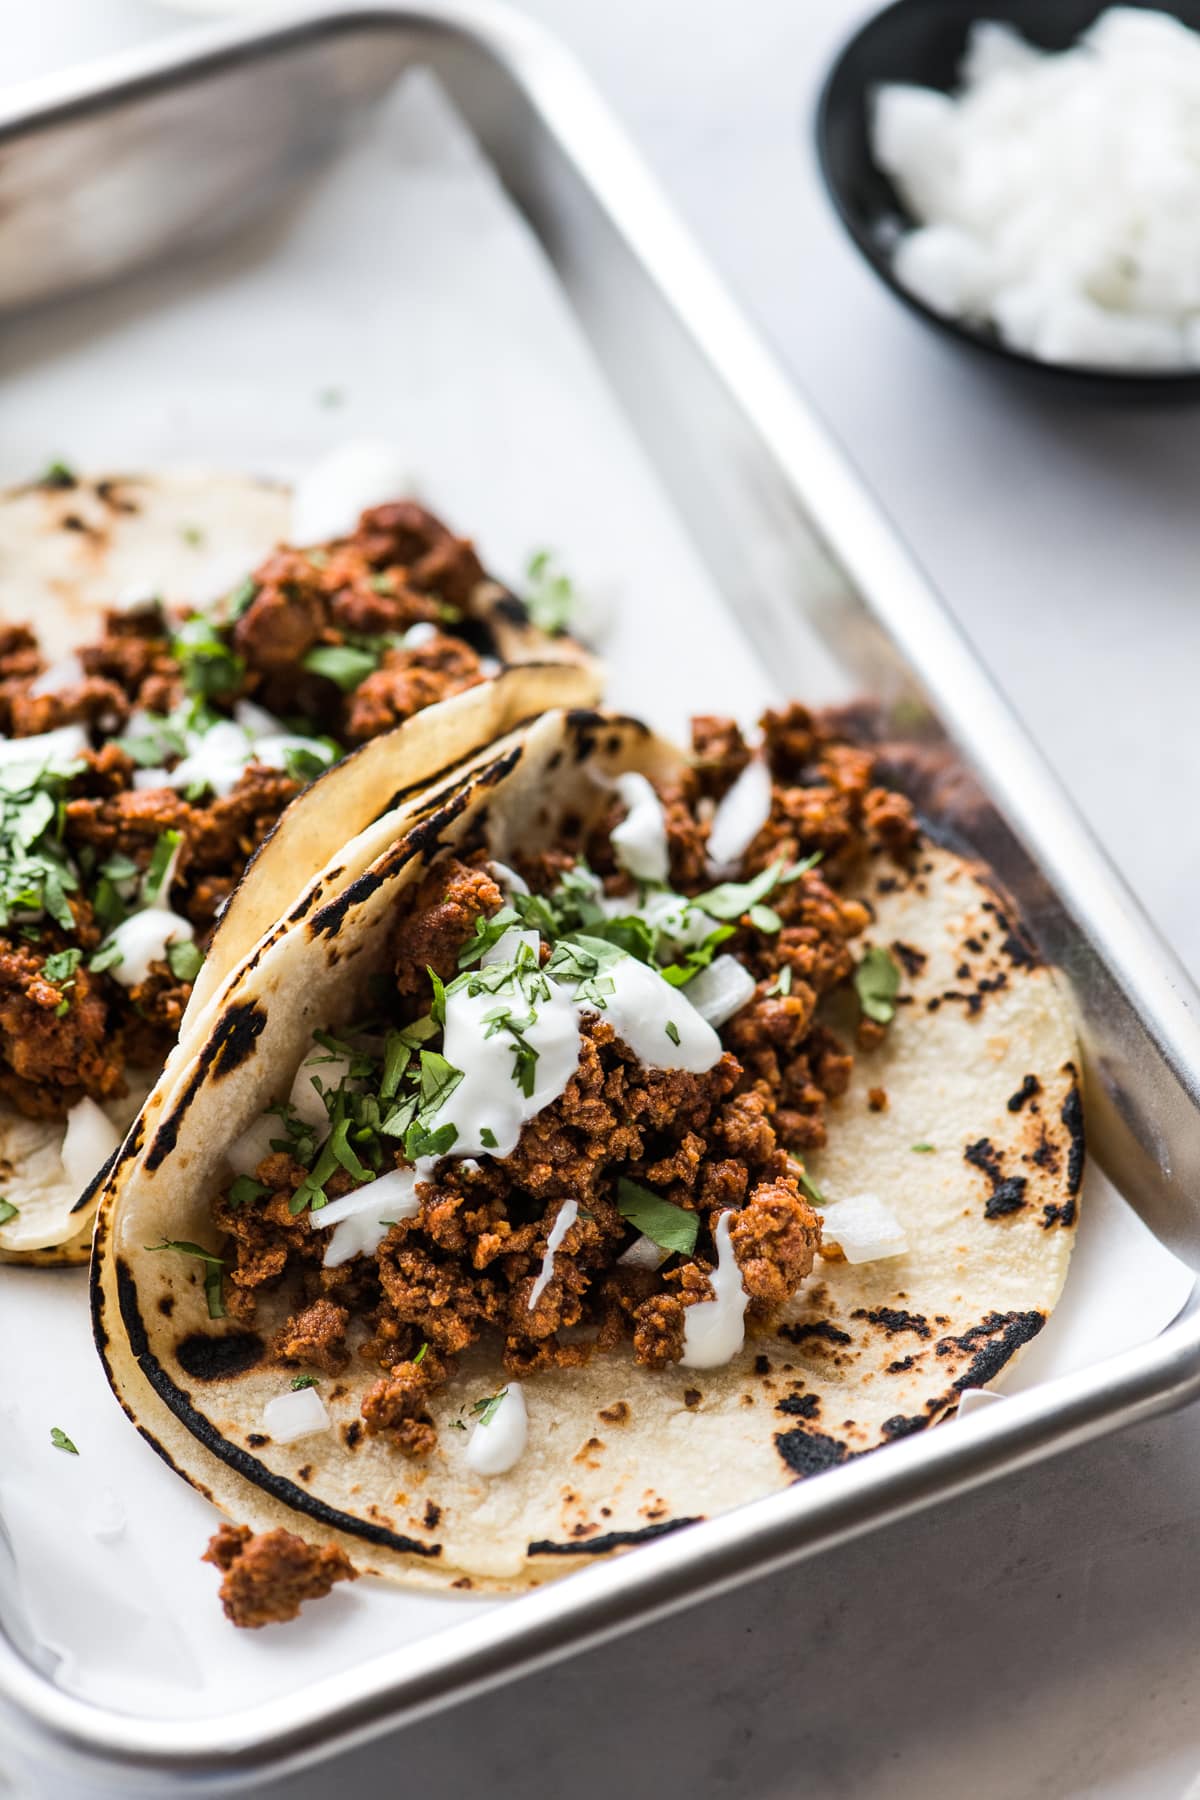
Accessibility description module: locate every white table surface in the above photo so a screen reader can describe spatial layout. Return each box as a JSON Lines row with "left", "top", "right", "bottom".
{"left": 6, "top": 3, "right": 1200, "bottom": 1796}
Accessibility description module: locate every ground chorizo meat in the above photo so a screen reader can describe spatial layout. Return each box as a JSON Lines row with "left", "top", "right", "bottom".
{"left": 211, "top": 712, "right": 917, "bottom": 1453}
{"left": 203, "top": 1523, "right": 356, "bottom": 1629}
{"left": 0, "top": 499, "right": 511, "bottom": 1118}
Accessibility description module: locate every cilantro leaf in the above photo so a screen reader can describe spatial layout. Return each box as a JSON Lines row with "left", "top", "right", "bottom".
{"left": 0, "top": 1198, "right": 17, "bottom": 1225}
{"left": 144, "top": 1238, "right": 225, "bottom": 1318}
{"left": 167, "top": 938, "right": 204, "bottom": 983}
{"left": 291, "top": 1375, "right": 319, "bottom": 1390}
{"left": 470, "top": 1388, "right": 509, "bottom": 1426}
{"left": 854, "top": 946, "right": 901, "bottom": 1024}
{"left": 456, "top": 906, "right": 520, "bottom": 970}
{"left": 173, "top": 614, "right": 244, "bottom": 702}
{"left": 524, "top": 548, "right": 576, "bottom": 636}
{"left": 479, "top": 1126, "right": 498, "bottom": 1150}
{"left": 229, "top": 1175, "right": 269, "bottom": 1207}
{"left": 696, "top": 854, "right": 821, "bottom": 924}
{"left": 301, "top": 644, "right": 381, "bottom": 690}
{"left": 616, "top": 1178, "right": 699, "bottom": 1256}
{"left": 50, "top": 1427, "right": 78, "bottom": 1454}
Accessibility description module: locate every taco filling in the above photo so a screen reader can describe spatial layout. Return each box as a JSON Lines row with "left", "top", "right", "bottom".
{"left": 0, "top": 500, "right": 510, "bottom": 1145}
{"left": 207, "top": 706, "right": 919, "bottom": 1468}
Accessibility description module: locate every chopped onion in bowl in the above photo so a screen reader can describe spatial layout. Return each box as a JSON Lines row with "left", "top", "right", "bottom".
{"left": 706, "top": 758, "right": 771, "bottom": 873}
{"left": 818, "top": 1192, "right": 909, "bottom": 1265}
{"left": 685, "top": 955, "right": 757, "bottom": 1028}
{"left": 61, "top": 1097, "right": 122, "bottom": 1192}
{"left": 262, "top": 1386, "right": 331, "bottom": 1444}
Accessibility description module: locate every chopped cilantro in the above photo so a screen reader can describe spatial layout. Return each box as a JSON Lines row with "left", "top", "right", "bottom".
{"left": 291, "top": 1375, "right": 319, "bottom": 1390}
{"left": 855, "top": 946, "right": 901, "bottom": 1024}
{"left": 0, "top": 762, "right": 83, "bottom": 934}
{"left": 229, "top": 1175, "right": 269, "bottom": 1207}
{"left": 282, "top": 740, "right": 338, "bottom": 785}
{"left": 470, "top": 1389, "right": 508, "bottom": 1427}
{"left": 413, "top": 1341, "right": 428, "bottom": 1366}
{"left": 50, "top": 1427, "right": 78, "bottom": 1454}
{"left": 456, "top": 906, "right": 520, "bottom": 969}
{"left": 427, "top": 966, "right": 448, "bottom": 1028}
{"left": 173, "top": 614, "right": 244, "bottom": 703}
{"left": 524, "top": 548, "right": 576, "bottom": 636}
{"left": 0, "top": 1198, "right": 17, "bottom": 1226}
{"left": 42, "top": 947, "right": 82, "bottom": 988}
{"left": 89, "top": 940, "right": 124, "bottom": 975}
{"left": 665, "top": 1019, "right": 681, "bottom": 1046}
{"left": 143, "top": 828, "right": 182, "bottom": 906}
{"left": 911, "top": 1141, "right": 935, "bottom": 1153}
{"left": 39, "top": 460, "right": 77, "bottom": 490}
{"left": 796, "top": 1167, "right": 825, "bottom": 1207}
{"left": 616, "top": 1177, "right": 699, "bottom": 1256}
{"left": 180, "top": 524, "right": 205, "bottom": 548}
{"left": 301, "top": 643, "right": 380, "bottom": 691}
{"left": 659, "top": 923, "right": 735, "bottom": 988}
{"left": 480, "top": 1126, "right": 498, "bottom": 1149}
{"left": 166, "top": 938, "right": 204, "bottom": 983}
{"left": 226, "top": 577, "right": 258, "bottom": 620}
{"left": 405, "top": 1120, "right": 458, "bottom": 1161}
{"left": 145, "top": 1238, "right": 225, "bottom": 1318}
{"left": 696, "top": 853, "right": 821, "bottom": 925}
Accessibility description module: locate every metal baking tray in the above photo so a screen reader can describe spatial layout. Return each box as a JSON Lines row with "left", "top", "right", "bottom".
{"left": 3, "top": 2, "right": 1200, "bottom": 1791}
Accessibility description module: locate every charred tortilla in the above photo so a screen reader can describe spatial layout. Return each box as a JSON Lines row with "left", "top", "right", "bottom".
{"left": 94, "top": 705, "right": 1081, "bottom": 1591}
{"left": 0, "top": 468, "right": 598, "bottom": 1263}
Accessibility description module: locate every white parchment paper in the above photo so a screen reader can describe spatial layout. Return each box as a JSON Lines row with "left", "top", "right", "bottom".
{"left": 0, "top": 75, "right": 1191, "bottom": 1719}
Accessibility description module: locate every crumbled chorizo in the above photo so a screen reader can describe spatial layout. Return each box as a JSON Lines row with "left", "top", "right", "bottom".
{"left": 203, "top": 1523, "right": 356, "bottom": 1628}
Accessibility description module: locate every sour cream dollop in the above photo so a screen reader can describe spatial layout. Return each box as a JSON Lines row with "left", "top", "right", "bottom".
{"left": 464, "top": 1382, "right": 528, "bottom": 1476}
{"left": 679, "top": 1210, "right": 749, "bottom": 1369}
{"left": 528, "top": 1199, "right": 579, "bottom": 1310}
{"left": 610, "top": 772, "right": 669, "bottom": 884}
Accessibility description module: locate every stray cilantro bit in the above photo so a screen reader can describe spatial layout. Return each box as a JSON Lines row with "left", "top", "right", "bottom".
{"left": 226, "top": 577, "right": 258, "bottom": 620}
{"left": 145, "top": 1238, "right": 226, "bottom": 1319}
{"left": 50, "top": 1427, "right": 78, "bottom": 1454}
{"left": 855, "top": 946, "right": 901, "bottom": 1024}
{"left": 767, "top": 966, "right": 793, "bottom": 997}
{"left": 616, "top": 1177, "right": 699, "bottom": 1256}
{"left": 449, "top": 1418, "right": 468, "bottom": 1432}
{"left": 143, "top": 829, "right": 182, "bottom": 906}
{"left": 480, "top": 1126, "right": 498, "bottom": 1149}
{"left": 180, "top": 524, "right": 205, "bottom": 548}
{"left": 470, "top": 1389, "right": 508, "bottom": 1427}
{"left": 796, "top": 1167, "right": 825, "bottom": 1207}
{"left": 457, "top": 906, "right": 520, "bottom": 969}
{"left": 89, "top": 940, "right": 124, "bottom": 975}
{"left": 317, "top": 386, "right": 344, "bottom": 408}
{"left": 173, "top": 614, "right": 243, "bottom": 703}
{"left": 291, "top": 1375, "right": 319, "bottom": 1391}
{"left": 301, "top": 643, "right": 380, "bottom": 691}
{"left": 524, "top": 548, "right": 576, "bottom": 636}
{"left": 665, "top": 1020, "right": 681, "bottom": 1047}
{"left": 167, "top": 938, "right": 204, "bottom": 983}
{"left": 0, "top": 1198, "right": 17, "bottom": 1226}
{"left": 39, "top": 459, "right": 77, "bottom": 490}
{"left": 413, "top": 1341, "right": 428, "bottom": 1366}
{"left": 283, "top": 739, "right": 339, "bottom": 785}
{"left": 911, "top": 1141, "right": 935, "bottom": 1153}
{"left": 229, "top": 1175, "right": 269, "bottom": 1207}
{"left": 697, "top": 853, "right": 821, "bottom": 925}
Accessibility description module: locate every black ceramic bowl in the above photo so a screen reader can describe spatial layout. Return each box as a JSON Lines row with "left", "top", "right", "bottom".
{"left": 816, "top": 0, "right": 1200, "bottom": 396}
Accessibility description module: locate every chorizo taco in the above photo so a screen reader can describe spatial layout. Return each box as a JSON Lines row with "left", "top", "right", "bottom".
{"left": 94, "top": 695, "right": 1083, "bottom": 1598}
{"left": 0, "top": 460, "right": 597, "bottom": 1263}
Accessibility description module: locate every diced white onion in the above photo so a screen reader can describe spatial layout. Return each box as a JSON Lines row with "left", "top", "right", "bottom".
{"left": 610, "top": 772, "right": 669, "bottom": 884}
{"left": 464, "top": 1381, "right": 528, "bottom": 1475}
{"left": 61, "top": 1096, "right": 122, "bottom": 1192}
{"left": 29, "top": 654, "right": 85, "bottom": 697}
{"left": 105, "top": 908, "right": 194, "bottom": 988}
{"left": 818, "top": 1193, "right": 909, "bottom": 1265}
{"left": 871, "top": 9, "right": 1200, "bottom": 370}
{"left": 0, "top": 723, "right": 88, "bottom": 771}
{"left": 402, "top": 621, "right": 438, "bottom": 649}
{"left": 489, "top": 860, "right": 529, "bottom": 898}
{"left": 291, "top": 439, "right": 410, "bottom": 544}
{"left": 234, "top": 698, "right": 285, "bottom": 739}
{"left": 315, "top": 1166, "right": 420, "bottom": 1268}
{"left": 956, "top": 1387, "right": 1006, "bottom": 1420}
{"left": 684, "top": 955, "right": 757, "bottom": 1028}
{"left": 617, "top": 1233, "right": 670, "bottom": 1271}
{"left": 706, "top": 757, "right": 772, "bottom": 872}
{"left": 262, "top": 1386, "right": 331, "bottom": 1444}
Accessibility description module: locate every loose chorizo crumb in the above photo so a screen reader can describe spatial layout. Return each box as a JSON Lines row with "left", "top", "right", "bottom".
{"left": 203, "top": 1523, "right": 356, "bottom": 1628}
